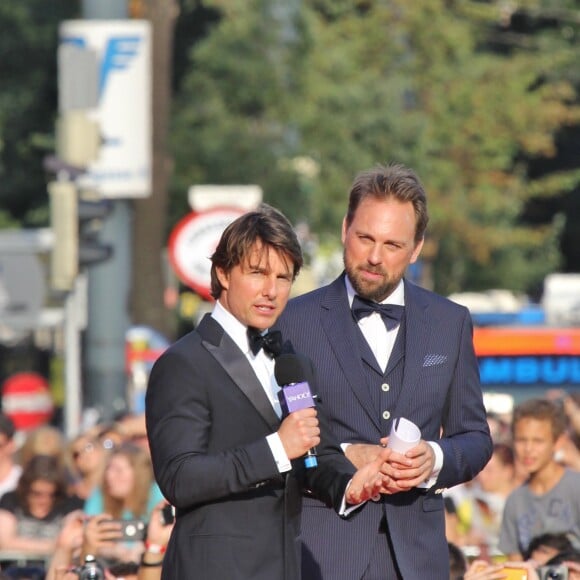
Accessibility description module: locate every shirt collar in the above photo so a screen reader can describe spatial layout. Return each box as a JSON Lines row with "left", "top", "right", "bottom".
{"left": 344, "top": 275, "right": 405, "bottom": 308}
{"left": 211, "top": 300, "right": 256, "bottom": 355}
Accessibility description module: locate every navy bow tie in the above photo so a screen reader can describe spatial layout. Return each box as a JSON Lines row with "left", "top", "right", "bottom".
{"left": 247, "top": 328, "right": 284, "bottom": 358}
{"left": 351, "top": 295, "right": 404, "bottom": 331}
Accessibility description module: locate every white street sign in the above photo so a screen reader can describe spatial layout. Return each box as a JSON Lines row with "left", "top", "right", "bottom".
{"left": 59, "top": 20, "right": 152, "bottom": 198}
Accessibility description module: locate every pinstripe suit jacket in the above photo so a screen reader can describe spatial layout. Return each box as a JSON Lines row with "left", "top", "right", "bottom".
{"left": 276, "top": 274, "right": 493, "bottom": 579}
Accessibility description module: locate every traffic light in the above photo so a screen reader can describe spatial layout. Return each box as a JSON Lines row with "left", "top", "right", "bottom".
{"left": 78, "top": 196, "right": 113, "bottom": 267}
{"left": 55, "top": 111, "right": 100, "bottom": 169}
{"left": 49, "top": 180, "right": 77, "bottom": 291}
{"left": 49, "top": 180, "right": 113, "bottom": 292}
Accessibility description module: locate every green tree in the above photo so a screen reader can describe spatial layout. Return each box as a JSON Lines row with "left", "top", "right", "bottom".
{"left": 0, "top": 1, "right": 78, "bottom": 226}
{"left": 172, "top": 0, "right": 580, "bottom": 296}
{"left": 171, "top": 0, "right": 307, "bottom": 225}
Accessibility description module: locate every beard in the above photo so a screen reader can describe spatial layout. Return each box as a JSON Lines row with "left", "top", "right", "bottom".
{"left": 343, "top": 249, "right": 400, "bottom": 302}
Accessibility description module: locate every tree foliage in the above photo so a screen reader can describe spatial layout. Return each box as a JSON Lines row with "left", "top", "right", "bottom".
{"left": 172, "top": 0, "right": 580, "bottom": 295}
{"left": 0, "top": 0, "right": 578, "bottom": 305}
{"left": 0, "top": 1, "right": 78, "bottom": 226}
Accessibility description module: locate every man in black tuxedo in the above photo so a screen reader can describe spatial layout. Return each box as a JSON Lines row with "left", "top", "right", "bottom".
{"left": 146, "top": 204, "right": 389, "bottom": 580}
{"left": 276, "top": 164, "right": 493, "bottom": 579}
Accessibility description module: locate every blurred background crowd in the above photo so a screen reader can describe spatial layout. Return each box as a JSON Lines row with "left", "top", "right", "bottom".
{"left": 445, "top": 389, "right": 580, "bottom": 580}
{"left": 0, "top": 411, "right": 173, "bottom": 580}
{"left": 0, "top": 388, "right": 579, "bottom": 579}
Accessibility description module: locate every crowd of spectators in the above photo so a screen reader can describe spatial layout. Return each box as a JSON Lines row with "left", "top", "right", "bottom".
{"left": 446, "top": 389, "right": 580, "bottom": 580}
{"left": 0, "top": 389, "right": 579, "bottom": 579}
{"left": 0, "top": 412, "right": 174, "bottom": 580}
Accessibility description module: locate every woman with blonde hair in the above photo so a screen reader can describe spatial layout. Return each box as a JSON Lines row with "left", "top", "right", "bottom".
{"left": 84, "top": 442, "right": 163, "bottom": 520}
{"left": 82, "top": 443, "right": 164, "bottom": 565}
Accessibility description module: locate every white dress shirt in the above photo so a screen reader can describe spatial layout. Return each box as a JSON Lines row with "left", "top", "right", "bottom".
{"left": 345, "top": 277, "right": 403, "bottom": 373}
{"left": 212, "top": 301, "right": 291, "bottom": 472}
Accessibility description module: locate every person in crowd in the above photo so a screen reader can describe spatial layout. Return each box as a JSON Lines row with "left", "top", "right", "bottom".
{"left": 146, "top": 204, "right": 391, "bottom": 579}
{"left": 486, "top": 412, "right": 512, "bottom": 446}
{"left": 0, "top": 454, "right": 82, "bottom": 570}
{"left": 562, "top": 392, "right": 580, "bottom": 446}
{"left": 276, "top": 162, "right": 493, "bottom": 579}
{"left": 92, "top": 414, "right": 149, "bottom": 453}
{"left": 551, "top": 391, "right": 580, "bottom": 471}
{"left": 525, "top": 532, "right": 574, "bottom": 567}
{"left": 444, "top": 494, "right": 464, "bottom": 546}
{"left": 553, "top": 429, "right": 580, "bottom": 472}
{"left": 448, "top": 541, "right": 468, "bottom": 580}
{"left": 499, "top": 397, "right": 580, "bottom": 560}
{"left": 113, "top": 414, "right": 149, "bottom": 450}
{"left": 43, "top": 509, "right": 85, "bottom": 580}
{"left": 451, "top": 443, "right": 517, "bottom": 556}
{"left": 18, "top": 426, "right": 67, "bottom": 471}
{"left": 93, "top": 422, "right": 128, "bottom": 453}
{"left": 82, "top": 441, "right": 163, "bottom": 564}
{"left": 0, "top": 414, "right": 22, "bottom": 501}
{"left": 137, "top": 500, "right": 173, "bottom": 580}
{"left": 444, "top": 481, "right": 477, "bottom": 546}
{"left": 66, "top": 430, "right": 108, "bottom": 501}
{"left": 540, "top": 550, "right": 580, "bottom": 580}
{"left": 462, "top": 559, "right": 540, "bottom": 579}
{"left": 83, "top": 442, "right": 163, "bottom": 521}
{"left": 44, "top": 499, "right": 174, "bottom": 580}
{"left": 450, "top": 550, "right": 537, "bottom": 580}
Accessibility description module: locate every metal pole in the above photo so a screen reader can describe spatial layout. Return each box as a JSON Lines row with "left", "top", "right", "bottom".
{"left": 81, "top": 0, "right": 128, "bottom": 19}
{"left": 63, "top": 274, "right": 86, "bottom": 438}
{"left": 84, "top": 200, "right": 132, "bottom": 420}
{"left": 80, "top": 0, "right": 132, "bottom": 421}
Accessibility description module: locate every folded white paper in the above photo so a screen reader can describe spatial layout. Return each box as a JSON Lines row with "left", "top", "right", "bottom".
{"left": 387, "top": 417, "right": 421, "bottom": 453}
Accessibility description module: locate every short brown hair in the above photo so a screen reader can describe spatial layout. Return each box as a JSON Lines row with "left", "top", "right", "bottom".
{"left": 345, "top": 163, "right": 429, "bottom": 243}
{"left": 512, "top": 398, "right": 568, "bottom": 440}
{"left": 210, "top": 203, "right": 303, "bottom": 299}
{"left": 492, "top": 442, "right": 515, "bottom": 467}
{"left": 17, "top": 454, "right": 69, "bottom": 508}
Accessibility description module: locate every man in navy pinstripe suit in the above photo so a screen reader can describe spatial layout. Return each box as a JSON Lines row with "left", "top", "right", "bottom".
{"left": 276, "top": 163, "right": 493, "bottom": 579}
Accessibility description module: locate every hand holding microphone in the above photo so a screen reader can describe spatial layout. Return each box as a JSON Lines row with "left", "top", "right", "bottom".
{"left": 275, "top": 353, "right": 319, "bottom": 469}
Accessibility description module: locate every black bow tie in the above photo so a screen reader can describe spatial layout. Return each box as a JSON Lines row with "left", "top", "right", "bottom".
{"left": 247, "top": 328, "right": 284, "bottom": 358}
{"left": 351, "top": 295, "right": 404, "bottom": 331}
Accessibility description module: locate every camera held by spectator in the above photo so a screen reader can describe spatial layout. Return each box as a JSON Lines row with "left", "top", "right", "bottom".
{"left": 74, "top": 554, "right": 105, "bottom": 580}
{"left": 537, "top": 564, "right": 569, "bottom": 580}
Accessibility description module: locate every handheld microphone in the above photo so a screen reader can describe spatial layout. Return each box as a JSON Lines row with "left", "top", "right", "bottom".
{"left": 274, "top": 353, "right": 318, "bottom": 469}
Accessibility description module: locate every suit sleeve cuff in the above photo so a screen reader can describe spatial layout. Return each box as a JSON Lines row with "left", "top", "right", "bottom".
{"left": 338, "top": 480, "right": 367, "bottom": 517}
{"left": 266, "top": 433, "right": 292, "bottom": 473}
{"left": 417, "top": 441, "right": 443, "bottom": 489}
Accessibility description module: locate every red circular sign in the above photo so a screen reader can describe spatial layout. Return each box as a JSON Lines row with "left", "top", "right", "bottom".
{"left": 1, "top": 372, "right": 54, "bottom": 431}
{"left": 167, "top": 207, "right": 245, "bottom": 301}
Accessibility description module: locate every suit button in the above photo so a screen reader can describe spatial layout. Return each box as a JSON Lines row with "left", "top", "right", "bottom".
{"left": 382, "top": 411, "right": 391, "bottom": 420}
{"left": 381, "top": 383, "right": 390, "bottom": 392}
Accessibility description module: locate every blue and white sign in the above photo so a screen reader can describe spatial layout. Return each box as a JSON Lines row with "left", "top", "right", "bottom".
{"left": 479, "top": 355, "right": 580, "bottom": 386}
{"left": 59, "top": 20, "right": 151, "bottom": 198}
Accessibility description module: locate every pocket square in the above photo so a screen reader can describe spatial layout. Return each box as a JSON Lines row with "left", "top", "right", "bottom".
{"left": 423, "top": 354, "right": 447, "bottom": 367}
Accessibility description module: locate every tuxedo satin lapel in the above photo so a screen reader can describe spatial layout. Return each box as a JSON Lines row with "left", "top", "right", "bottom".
{"left": 198, "top": 316, "right": 280, "bottom": 431}
{"left": 321, "top": 276, "right": 381, "bottom": 430}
